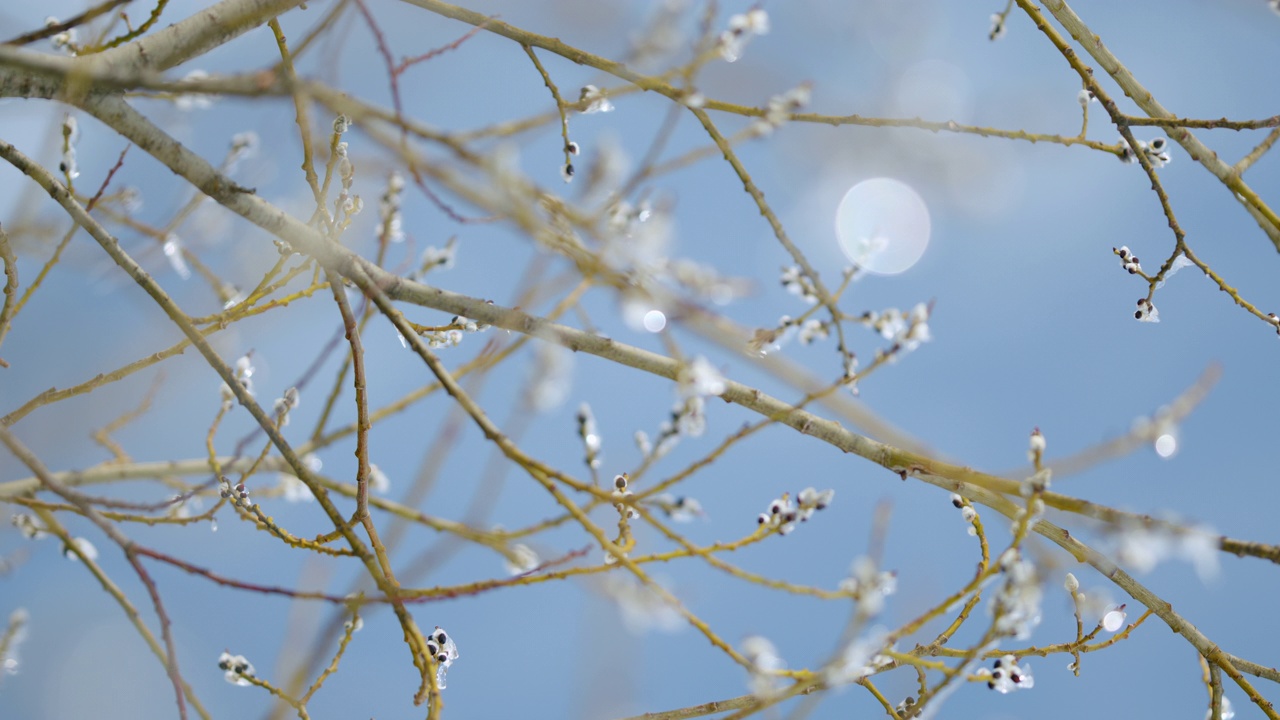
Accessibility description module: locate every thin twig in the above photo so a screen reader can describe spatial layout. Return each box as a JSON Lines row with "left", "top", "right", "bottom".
{"left": 2, "top": 0, "right": 130, "bottom": 47}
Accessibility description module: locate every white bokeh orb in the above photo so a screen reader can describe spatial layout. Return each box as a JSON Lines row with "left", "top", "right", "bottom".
{"left": 835, "top": 178, "right": 931, "bottom": 275}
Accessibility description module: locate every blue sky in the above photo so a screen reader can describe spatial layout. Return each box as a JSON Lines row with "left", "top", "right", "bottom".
{"left": 2, "top": 1, "right": 1279, "bottom": 719}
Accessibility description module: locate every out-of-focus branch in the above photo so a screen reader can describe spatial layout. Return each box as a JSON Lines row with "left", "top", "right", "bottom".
{"left": 0, "top": 137, "right": 439, "bottom": 708}
{"left": 0, "top": 425, "right": 194, "bottom": 720}
{"left": 0, "top": 224, "right": 17, "bottom": 366}
{"left": 1, "top": 0, "right": 130, "bottom": 47}
{"left": 1034, "top": 0, "right": 1280, "bottom": 250}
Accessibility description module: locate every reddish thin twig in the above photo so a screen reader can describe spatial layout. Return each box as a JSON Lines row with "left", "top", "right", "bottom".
{"left": 394, "top": 18, "right": 492, "bottom": 73}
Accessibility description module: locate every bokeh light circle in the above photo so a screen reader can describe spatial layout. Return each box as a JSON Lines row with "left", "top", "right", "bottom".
{"left": 835, "top": 178, "right": 931, "bottom": 275}
{"left": 642, "top": 310, "right": 667, "bottom": 333}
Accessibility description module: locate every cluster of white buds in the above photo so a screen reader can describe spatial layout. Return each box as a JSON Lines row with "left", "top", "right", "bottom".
{"left": 1027, "top": 427, "right": 1046, "bottom": 464}
{"left": 991, "top": 549, "right": 1043, "bottom": 640}
{"left": 950, "top": 494, "right": 979, "bottom": 536}
{"left": 338, "top": 200, "right": 364, "bottom": 236}
{"left": 335, "top": 141, "right": 358, "bottom": 220}
{"left": 272, "top": 387, "right": 300, "bottom": 426}
{"left": 678, "top": 356, "right": 727, "bottom": 400}
{"left": 606, "top": 199, "right": 654, "bottom": 237}
{"left": 1109, "top": 520, "right": 1218, "bottom": 581}
{"left": 838, "top": 556, "right": 897, "bottom": 616}
{"left": 44, "top": 17, "right": 77, "bottom": 54}
{"left": 1101, "top": 603, "right": 1128, "bottom": 632}
{"left": 651, "top": 408, "right": 689, "bottom": 453}
{"left": 525, "top": 343, "right": 573, "bottom": 411}
{"left": 11, "top": 513, "right": 46, "bottom": 540}
{"left": 217, "top": 651, "right": 255, "bottom": 686}
{"left": 634, "top": 430, "right": 653, "bottom": 457}
{"left": 633, "top": 426, "right": 677, "bottom": 462}
{"left": 824, "top": 627, "right": 894, "bottom": 686}
{"left": 368, "top": 464, "right": 390, "bottom": 493}
{"left": 718, "top": 7, "right": 769, "bottom": 63}
{"left": 57, "top": 114, "right": 79, "bottom": 181}
{"left": 780, "top": 265, "right": 819, "bottom": 304}
{"left": 753, "top": 83, "right": 812, "bottom": 136}
{"left": 605, "top": 201, "right": 670, "bottom": 278}
{"left": 378, "top": 172, "right": 406, "bottom": 243}
{"left": 503, "top": 543, "right": 540, "bottom": 576}
{"left": 576, "top": 403, "right": 603, "bottom": 470}
{"left": 756, "top": 493, "right": 797, "bottom": 533}
{"left": 797, "top": 318, "right": 829, "bottom": 345}
{"left": 1145, "top": 136, "right": 1173, "bottom": 166}
{"left": 985, "top": 654, "right": 1034, "bottom": 693}
{"left": 414, "top": 237, "right": 458, "bottom": 279}
{"left": 652, "top": 494, "right": 705, "bottom": 522}
{"left": 1077, "top": 88, "right": 1098, "bottom": 106}
{"left": 426, "top": 626, "right": 460, "bottom": 689}
{"left": 1135, "top": 297, "right": 1160, "bottom": 323}
{"left": 862, "top": 303, "right": 932, "bottom": 353}
{"left": 1208, "top": 697, "right": 1238, "bottom": 720}
{"left": 422, "top": 328, "right": 463, "bottom": 349}
{"left": 602, "top": 576, "right": 683, "bottom": 634}
{"left": 579, "top": 85, "right": 614, "bottom": 114}
{"left": 278, "top": 453, "right": 323, "bottom": 503}
{"left": 667, "top": 259, "right": 753, "bottom": 306}
{"left": 842, "top": 352, "right": 860, "bottom": 393}
{"left": 612, "top": 474, "right": 639, "bottom": 521}
{"left": 235, "top": 354, "right": 255, "bottom": 380}
{"left": 220, "top": 476, "right": 251, "bottom": 507}
{"left": 895, "top": 696, "right": 923, "bottom": 718}
{"left": 748, "top": 315, "right": 796, "bottom": 357}
{"left": 1113, "top": 245, "right": 1142, "bottom": 275}
{"left": 452, "top": 315, "right": 488, "bottom": 333}
{"left": 670, "top": 356, "right": 727, "bottom": 438}
{"left": 797, "top": 486, "right": 835, "bottom": 517}
{"left": 756, "top": 487, "right": 835, "bottom": 535}
{"left": 561, "top": 140, "right": 581, "bottom": 183}
{"left": 1021, "top": 469, "right": 1051, "bottom": 501}
{"left": 409, "top": 313, "right": 488, "bottom": 351}
{"left": 175, "top": 69, "right": 214, "bottom": 111}
{"left": 227, "top": 131, "right": 259, "bottom": 172}
{"left": 167, "top": 493, "right": 202, "bottom": 520}
{"left": 162, "top": 233, "right": 191, "bottom": 280}
{"left": 119, "top": 186, "right": 143, "bottom": 214}
{"left": 2, "top": 608, "right": 29, "bottom": 677}
{"left": 333, "top": 114, "right": 352, "bottom": 135}
{"left": 1017, "top": 481, "right": 1048, "bottom": 527}
{"left": 61, "top": 537, "right": 98, "bottom": 562}
{"left": 988, "top": 13, "right": 1007, "bottom": 41}
{"left": 574, "top": 136, "right": 629, "bottom": 198}
{"left": 740, "top": 635, "right": 783, "bottom": 698}
{"left": 219, "top": 353, "right": 256, "bottom": 410}
{"left": 681, "top": 90, "right": 706, "bottom": 108}
{"left": 1118, "top": 136, "right": 1173, "bottom": 167}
